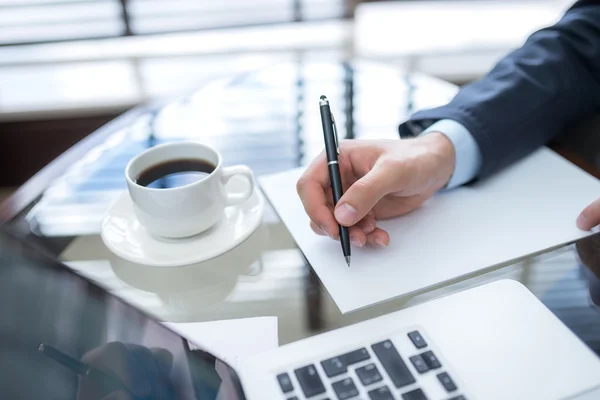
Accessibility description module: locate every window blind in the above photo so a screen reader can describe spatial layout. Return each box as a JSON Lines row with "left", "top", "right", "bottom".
{"left": 0, "top": 0, "right": 347, "bottom": 46}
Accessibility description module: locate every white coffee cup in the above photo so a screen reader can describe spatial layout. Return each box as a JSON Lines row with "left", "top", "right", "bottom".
{"left": 125, "top": 141, "right": 255, "bottom": 238}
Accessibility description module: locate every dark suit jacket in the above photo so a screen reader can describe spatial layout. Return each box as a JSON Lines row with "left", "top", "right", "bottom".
{"left": 399, "top": 0, "right": 600, "bottom": 180}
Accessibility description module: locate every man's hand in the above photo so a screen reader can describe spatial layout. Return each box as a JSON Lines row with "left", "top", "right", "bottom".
{"left": 578, "top": 198, "right": 600, "bottom": 231}
{"left": 296, "top": 133, "right": 455, "bottom": 247}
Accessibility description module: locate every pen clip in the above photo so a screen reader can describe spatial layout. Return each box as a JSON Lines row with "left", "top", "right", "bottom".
{"left": 331, "top": 111, "right": 340, "bottom": 155}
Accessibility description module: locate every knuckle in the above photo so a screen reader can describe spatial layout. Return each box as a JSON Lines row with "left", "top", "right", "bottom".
{"left": 377, "top": 156, "right": 397, "bottom": 171}
{"left": 352, "top": 178, "right": 372, "bottom": 198}
{"left": 296, "top": 176, "right": 307, "bottom": 195}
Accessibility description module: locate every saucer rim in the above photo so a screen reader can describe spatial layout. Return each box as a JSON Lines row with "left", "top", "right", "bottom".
{"left": 100, "top": 188, "right": 265, "bottom": 267}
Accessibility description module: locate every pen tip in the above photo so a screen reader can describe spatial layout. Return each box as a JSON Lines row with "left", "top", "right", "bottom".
{"left": 345, "top": 256, "right": 351, "bottom": 267}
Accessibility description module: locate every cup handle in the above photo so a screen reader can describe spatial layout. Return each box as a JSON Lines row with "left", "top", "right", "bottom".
{"left": 221, "top": 165, "right": 255, "bottom": 206}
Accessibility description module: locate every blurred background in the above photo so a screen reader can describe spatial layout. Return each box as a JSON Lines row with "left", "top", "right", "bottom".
{"left": 0, "top": 0, "right": 577, "bottom": 199}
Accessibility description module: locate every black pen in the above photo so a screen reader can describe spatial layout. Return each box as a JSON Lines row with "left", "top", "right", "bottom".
{"left": 38, "top": 343, "right": 140, "bottom": 399}
{"left": 319, "top": 95, "right": 351, "bottom": 267}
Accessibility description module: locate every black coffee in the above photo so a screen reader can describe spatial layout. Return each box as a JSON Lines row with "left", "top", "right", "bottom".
{"left": 136, "top": 158, "right": 216, "bottom": 189}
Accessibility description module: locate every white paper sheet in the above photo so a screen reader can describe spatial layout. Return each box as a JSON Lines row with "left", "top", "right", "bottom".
{"left": 259, "top": 148, "right": 600, "bottom": 313}
{"left": 163, "top": 317, "right": 278, "bottom": 369}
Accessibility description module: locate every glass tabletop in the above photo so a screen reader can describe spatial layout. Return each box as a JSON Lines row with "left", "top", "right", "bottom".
{"left": 4, "top": 58, "right": 600, "bottom": 353}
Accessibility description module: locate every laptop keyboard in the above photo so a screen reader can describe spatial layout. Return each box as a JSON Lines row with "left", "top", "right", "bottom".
{"left": 275, "top": 329, "right": 467, "bottom": 400}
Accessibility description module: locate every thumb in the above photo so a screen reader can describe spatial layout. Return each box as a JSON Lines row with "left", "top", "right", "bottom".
{"left": 334, "top": 162, "right": 396, "bottom": 226}
{"left": 578, "top": 197, "right": 600, "bottom": 230}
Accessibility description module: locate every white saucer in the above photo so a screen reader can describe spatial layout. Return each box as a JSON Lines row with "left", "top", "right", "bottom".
{"left": 101, "top": 176, "right": 265, "bottom": 267}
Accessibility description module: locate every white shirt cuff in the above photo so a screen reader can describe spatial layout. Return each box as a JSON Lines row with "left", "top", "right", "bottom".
{"left": 422, "top": 119, "right": 482, "bottom": 189}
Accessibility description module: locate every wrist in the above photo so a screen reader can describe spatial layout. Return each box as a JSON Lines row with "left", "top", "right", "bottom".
{"left": 418, "top": 132, "right": 456, "bottom": 191}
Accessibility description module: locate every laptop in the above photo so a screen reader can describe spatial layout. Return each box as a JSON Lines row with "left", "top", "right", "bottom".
{"left": 1, "top": 230, "right": 600, "bottom": 400}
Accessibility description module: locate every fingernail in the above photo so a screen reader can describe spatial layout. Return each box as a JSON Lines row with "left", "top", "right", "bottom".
{"left": 350, "top": 236, "right": 363, "bottom": 247}
{"left": 375, "top": 238, "right": 387, "bottom": 247}
{"left": 577, "top": 213, "right": 589, "bottom": 230}
{"left": 335, "top": 203, "right": 357, "bottom": 225}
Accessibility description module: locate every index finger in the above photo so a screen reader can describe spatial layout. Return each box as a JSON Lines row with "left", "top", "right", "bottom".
{"left": 296, "top": 153, "right": 339, "bottom": 238}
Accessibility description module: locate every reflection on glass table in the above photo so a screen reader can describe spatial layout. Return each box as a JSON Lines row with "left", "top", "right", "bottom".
{"left": 4, "top": 59, "right": 600, "bottom": 353}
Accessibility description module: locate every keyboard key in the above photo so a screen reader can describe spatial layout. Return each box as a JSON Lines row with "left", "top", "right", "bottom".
{"left": 372, "top": 340, "right": 415, "bottom": 388}
{"left": 294, "top": 365, "right": 326, "bottom": 398}
{"left": 356, "top": 363, "right": 383, "bottom": 386}
{"left": 448, "top": 396, "right": 466, "bottom": 400}
{"left": 277, "top": 373, "right": 294, "bottom": 393}
{"left": 421, "top": 351, "right": 441, "bottom": 369}
{"left": 321, "top": 357, "right": 347, "bottom": 377}
{"left": 287, "top": 397, "right": 298, "bottom": 400}
{"left": 402, "top": 388, "right": 428, "bottom": 400}
{"left": 321, "top": 348, "right": 370, "bottom": 377}
{"left": 368, "top": 386, "right": 394, "bottom": 400}
{"left": 407, "top": 331, "right": 427, "bottom": 349}
{"left": 437, "top": 372, "right": 457, "bottom": 392}
{"left": 340, "top": 348, "right": 371, "bottom": 365}
{"left": 332, "top": 377, "right": 359, "bottom": 400}
{"left": 409, "top": 355, "right": 429, "bottom": 374}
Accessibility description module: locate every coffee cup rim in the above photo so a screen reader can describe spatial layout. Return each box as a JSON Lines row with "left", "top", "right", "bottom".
{"left": 125, "top": 141, "right": 222, "bottom": 192}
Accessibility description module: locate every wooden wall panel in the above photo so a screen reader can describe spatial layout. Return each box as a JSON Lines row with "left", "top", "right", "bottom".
{"left": 0, "top": 113, "right": 122, "bottom": 187}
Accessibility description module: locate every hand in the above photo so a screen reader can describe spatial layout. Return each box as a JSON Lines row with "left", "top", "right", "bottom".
{"left": 77, "top": 342, "right": 174, "bottom": 400}
{"left": 569, "top": 199, "right": 600, "bottom": 306}
{"left": 577, "top": 198, "right": 600, "bottom": 231}
{"left": 296, "top": 133, "right": 455, "bottom": 247}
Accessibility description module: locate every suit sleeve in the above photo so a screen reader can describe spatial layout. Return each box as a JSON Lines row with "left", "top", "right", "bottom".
{"left": 400, "top": 1, "right": 600, "bottom": 179}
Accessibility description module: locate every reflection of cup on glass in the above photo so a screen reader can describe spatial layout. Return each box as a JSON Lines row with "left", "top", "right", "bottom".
{"left": 125, "top": 141, "right": 255, "bottom": 238}
{"left": 108, "top": 225, "right": 266, "bottom": 321}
